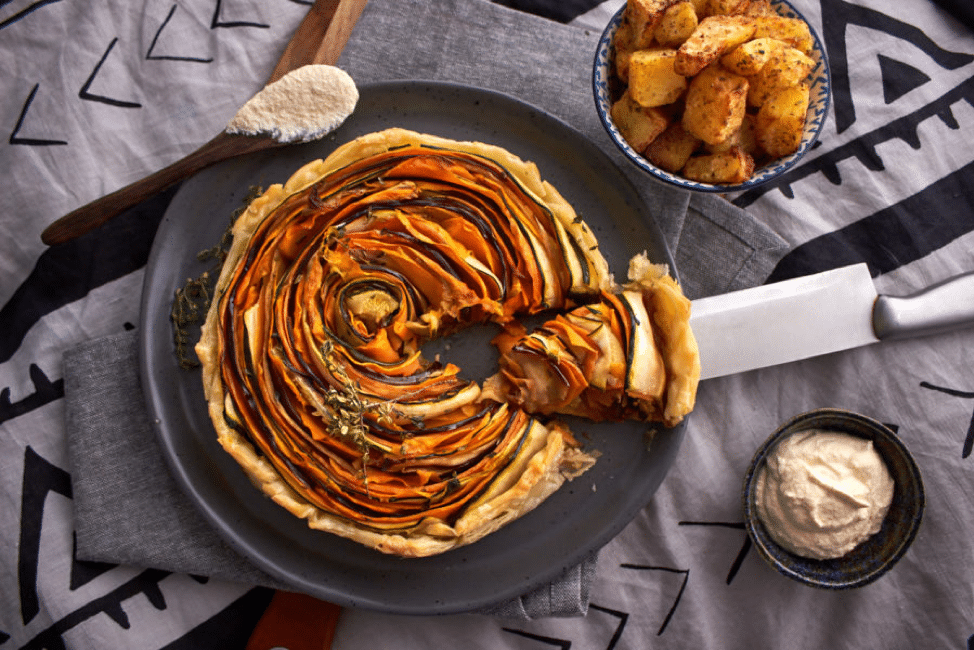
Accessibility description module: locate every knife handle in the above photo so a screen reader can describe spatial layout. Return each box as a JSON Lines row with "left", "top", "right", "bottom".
{"left": 873, "top": 271, "right": 974, "bottom": 340}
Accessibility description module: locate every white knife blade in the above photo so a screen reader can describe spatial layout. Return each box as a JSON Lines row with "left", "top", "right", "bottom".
{"left": 690, "top": 263, "right": 974, "bottom": 380}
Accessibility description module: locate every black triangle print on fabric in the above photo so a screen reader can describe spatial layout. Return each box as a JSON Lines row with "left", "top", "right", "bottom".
{"left": 678, "top": 520, "right": 752, "bottom": 584}
{"left": 488, "top": 0, "right": 607, "bottom": 23}
{"left": 820, "top": 0, "right": 974, "bottom": 134}
{"left": 878, "top": 54, "right": 932, "bottom": 104}
{"left": 0, "top": 0, "right": 63, "bottom": 32}
{"left": 9, "top": 84, "right": 68, "bottom": 146}
{"left": 18, "top": 446, "right": 73, "bottom": 625}
{"left": 210, "top": 0, "right": 269, "bottom": 29}
{"left": 147, "top": 4, "right": 214, "bottom": 63}
{"left": 919, "top": 382, "right": 974, "bottom": 458}
{"left": 766, "top": 159, "right": 974, "bottom": 282}
{"left": 618, "top": 563, "right": 690, "bottom": 636}
{"left": 79, "top": 38, "right": 142, "bottom": 108}
{"left": 587, "top": 604, "right": 629, "bottom": 649}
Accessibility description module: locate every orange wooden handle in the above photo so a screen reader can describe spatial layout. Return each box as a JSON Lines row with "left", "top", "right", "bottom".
{"left": 245, "top": 591, "right": 342, "bottom": 650}
{"left": 267, "top": 0, "right": 343, "bottom": 84}
{"left": 267, "top": 0, "right": 368, "bottom": 84}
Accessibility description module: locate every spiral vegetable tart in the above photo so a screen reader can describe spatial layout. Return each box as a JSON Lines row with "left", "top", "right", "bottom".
{"left": 196, "top": 128, "right": 699, "bottom": 557}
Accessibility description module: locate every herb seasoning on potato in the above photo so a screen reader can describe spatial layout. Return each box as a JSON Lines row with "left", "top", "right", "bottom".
{"left": 610, "top": 0, "right": 818, "bottom": 184}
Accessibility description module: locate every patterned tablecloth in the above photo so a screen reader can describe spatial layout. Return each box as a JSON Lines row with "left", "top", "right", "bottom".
{"left": 2, "top": 0, "right": 973, "bottom": 648}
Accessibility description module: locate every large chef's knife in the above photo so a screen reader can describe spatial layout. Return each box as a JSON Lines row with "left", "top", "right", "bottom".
{"left": 690, "top": 263, "right": 974, "bottom": 380}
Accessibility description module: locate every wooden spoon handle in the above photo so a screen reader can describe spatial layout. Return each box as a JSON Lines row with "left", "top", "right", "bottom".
{"left": 267, "top": 0, "right": 342, "bottom": 84}
{"left": 266, "top": 0, "right": 368, "bottom": 83}
{"left": 311, "top": 0, "right": 369, "bottom": 66}
{"left": 40, "top": 132, "right": 278, "bottom": 246}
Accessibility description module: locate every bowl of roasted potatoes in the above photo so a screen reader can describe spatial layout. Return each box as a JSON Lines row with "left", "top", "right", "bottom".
{"left": 594, "top": 0, "right": 831, "bottom": 192}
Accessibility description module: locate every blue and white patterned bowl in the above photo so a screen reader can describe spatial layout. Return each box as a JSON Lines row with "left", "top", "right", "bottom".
{"left": 742, "top": 409, "right": 924, "bottom": 589}
{"left": 593, "top": 0, "right": 831, "bottom": 193}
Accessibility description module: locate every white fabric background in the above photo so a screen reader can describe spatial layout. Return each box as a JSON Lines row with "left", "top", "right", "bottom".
{"left": 2, "top": 0, "right": 973, "bottom": 648}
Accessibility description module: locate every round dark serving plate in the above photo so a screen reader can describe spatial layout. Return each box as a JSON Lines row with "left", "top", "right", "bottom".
{"left": 140, "top": 80, "right": 686, "bottom": 615}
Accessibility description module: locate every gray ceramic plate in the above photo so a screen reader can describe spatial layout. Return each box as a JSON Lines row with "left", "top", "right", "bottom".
{"left": 139, "top": 80, "right": 685, "bottom": 614}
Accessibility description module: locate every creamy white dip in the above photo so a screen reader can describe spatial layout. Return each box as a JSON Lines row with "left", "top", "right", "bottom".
{"left": 754, "top": 429, "right": 894, "bottom": 560}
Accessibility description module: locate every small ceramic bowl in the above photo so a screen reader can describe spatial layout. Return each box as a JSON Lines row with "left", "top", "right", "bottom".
{"left": 742, "top": 408, "right": 924, "bottom": 589}
{"left": 593, "top": 0, "right": 831, "bottom": 193}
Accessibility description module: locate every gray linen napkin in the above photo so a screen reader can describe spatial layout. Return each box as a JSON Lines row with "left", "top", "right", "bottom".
{"left": 64, "top": 0, "right": 788, "bottom": 620}
{"left": 64, "top": 331, "right": 289, "bottom": 592}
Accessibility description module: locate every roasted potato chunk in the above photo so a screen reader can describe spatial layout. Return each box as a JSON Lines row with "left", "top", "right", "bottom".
{"left": 645, "top": 122, "right": 702, "bottom": 171}
{"left": 611, "top": 91, "right": 670, "bottom": 152}
{"left": 682, "top": 65, "right": 749, "bottom": 145}
{"left": 654, "top": 2, "right": 699, "bottom": 47}
{"left": 719, "top": 37, "right": 784, "bottom": 76}
{"left": 682, "top": 147, "right": 755, "bottom": 183}
{"left": 674, "top": 15, "right": 756, "bottom": 76}
{"left": 629, "top": 49, "right": 688, "bottom": 107}
{"left": 707, "top": 0, "right": 750, "bottom": 16}
{"left": 690, "top": 0, "right": 709, "bottom": 17}
{"left": 743, "top": 0, "right": 774, "bottom": 17}
{"left": 624, "top": 0, "right": 681, "bottom": 49}
{"left": 688, "top": 0, "right": 709, "bottom": 17}
{"left": 613, "top": 19, "right": 638, "bottom": 82}
{"left": 704, "top": 113, "right": 758, "bottom": 155}
{"left": 752, "top": 14, "right": 815, "bottom": 55}
{"left": 755, "top": 83, "right": 810, "bottom": 157}
{"left": 746, "top": 45, "right": 815, "bottom": 107}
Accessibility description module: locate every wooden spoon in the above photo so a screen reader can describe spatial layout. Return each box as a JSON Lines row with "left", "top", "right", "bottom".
{"left": 40, "top": 0, "right": 369, "bottom": 246}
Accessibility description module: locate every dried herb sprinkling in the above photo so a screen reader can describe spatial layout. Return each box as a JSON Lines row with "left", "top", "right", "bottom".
{"left": 317, "top": 339, "right": 397, "bottom": 486}
{"left": 172, "top": 273, "right": 212, "bottom": 369}
{"left": 170, "top": 185, "right": 262, "bottom": 369}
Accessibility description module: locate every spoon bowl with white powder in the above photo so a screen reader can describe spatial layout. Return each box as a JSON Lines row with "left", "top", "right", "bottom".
{"left": 227, "top": 66, "right": 358, "bottom": 144}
